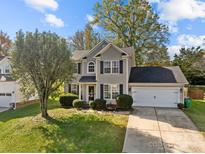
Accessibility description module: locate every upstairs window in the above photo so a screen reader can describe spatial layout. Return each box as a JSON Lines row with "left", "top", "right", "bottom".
{"left": 73, "top": 63, "right": 78, "bottom": 74}
{"left": 112, "top": 61, "right": 119, "bottom": 73}
{"left": 88, "top": 61, "right": 95, "bottom": 73}
{"left": 104, "top": 61, "right": 111, "bottom": 73}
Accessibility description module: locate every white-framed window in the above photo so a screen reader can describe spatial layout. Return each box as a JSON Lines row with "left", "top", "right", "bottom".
{"left": 71, "top": 84, "right": 78, "bottom": 94}
{"left": 104, "top": 61, "right": 111, "bottom": 73}
{"left": 112, "top": 61, "right": 119, "bottom": 73}
{"left": 103, "top": 60, "right": 119, "bottom": 74}
{"left": 104, "top": 84, "right": 119, "bottom": 99}
{"left": 73, "top": 63, "right": 78, "bottom": 74}
{"left": 104, "top": 84, "right": 111, "bottom": 99}
{"left": 88, "top": 61, "right": 95, "bottom": 73}
{"left": 112, "top": 84, "right": 119, "bottom": 99}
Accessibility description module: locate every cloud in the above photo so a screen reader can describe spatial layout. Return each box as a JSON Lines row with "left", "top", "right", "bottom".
{"left": 177, "top": 34, "right": 205, "bottom": 47}
{"left": 86, "top": 14, "right": 98, "bottom": 29}
{"left": 159, "top": 0, "right": 205, "bottom": 22}
{"left": 158, "top": 0, "right": 205, "bottom": 33}
{"left": 45, "top": 14, "right": 64, "bottom": 28}
{"left": 168, "top": 34, "right": 205, "bottom": 59}
{"left": 24, "top": 0, "right": 58, "bottom": 12}
{"left": 86, "top": 14, "right": 95, "bottom": 22}
{"left": 148, "top": 0, "right": 160, "bottom": 3}
{"left": 168, "top": 45, "right": 181, "bottom": 59}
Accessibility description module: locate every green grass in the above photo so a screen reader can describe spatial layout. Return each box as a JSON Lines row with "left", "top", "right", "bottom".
{"left": 0, "top": 100, "right": 128, "bottom": 153}
{"left": 184, "top": 99, "right": 205, "bottom": 136}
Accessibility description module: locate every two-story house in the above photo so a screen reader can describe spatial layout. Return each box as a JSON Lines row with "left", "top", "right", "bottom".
{"left": 65, "top": 40, "right": 188, "bottom": 108}
{"left": 0, "top": 56, "right": 25, "bottom": 108}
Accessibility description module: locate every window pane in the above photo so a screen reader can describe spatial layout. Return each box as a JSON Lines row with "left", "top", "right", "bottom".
{"left": 104, "top": 85, "right": 111, "bottom": 99}
{"left": 71, "top": 84, "right": 78, "bottom": 94}
{"left": 88, "top": 62, "right": 95, "bottom": 72}
{"left": 112, "top": 84, "right": 119, "bottom": 99}
{"left": 112, "top": 61, "right": 119, "bottom": 73}
{"left": 73, "top": 64, "right": 78, "bottom": 73}
{"left": 104, "top": 61, "right": 111, "bottom": 73}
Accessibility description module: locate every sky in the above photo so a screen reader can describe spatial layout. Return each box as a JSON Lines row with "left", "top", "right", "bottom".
{"left": 0, "top": 0, "right": 205, "bottom": 58}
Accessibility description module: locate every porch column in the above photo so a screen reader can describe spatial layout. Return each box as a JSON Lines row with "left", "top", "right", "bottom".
{"left": 79, "top": 83, "right": 81, "bottom": 100}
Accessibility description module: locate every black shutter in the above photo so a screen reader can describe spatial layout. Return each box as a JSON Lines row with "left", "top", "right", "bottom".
{"left": 68, "top": 84, "right": 71, "bottom": 93}
{"left": 120, "top": 84, "right": 123, "bottom": 94}
{"left": 100, "top": 84, "right": 104, "bottom": 99}
{"left": 77, "top": 85, "right": 79, "bottom": 94}
{"left": 120, "top": 60, "right": 123, "bottom": 73}
{"left": 78, "top": 63, "right": 81, "bottom": 74}
{"left": 100, "top": 61, "right": 104, "bottom": 74}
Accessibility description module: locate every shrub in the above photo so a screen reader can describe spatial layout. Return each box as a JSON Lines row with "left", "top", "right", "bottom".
{"left": 116, "top": 94, "right": 133, "bottom": 110}
{"left": 94, "top": 99, "right": 106, "bottom": 110}
{"left": 177, "top": 103, "right": 184, "bottom": 110}
{"left": 59, "top": 95, "right": 78, "bottom": 107}
{"left": 89, "top": 101, "right": 96, "bottom": 109}
{"left": 72, "top": 99, "right": 85, "bottom": 109}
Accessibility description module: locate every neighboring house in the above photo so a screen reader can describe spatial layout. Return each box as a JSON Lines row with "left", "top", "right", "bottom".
{"left": 65, "top": 40, "right": 188, "bottom": 108}
{"left": 0, "top": 56, "right": 24, "bottom": 108}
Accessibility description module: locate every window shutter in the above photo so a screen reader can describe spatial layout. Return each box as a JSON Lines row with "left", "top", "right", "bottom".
{"left": 100, "top": 84, "right": 104, "bottom": 99}
{"left": 68, "top": 84, "right": 71, "bottom": 93}
{"left": 77, "top": 85, "right": 79, "bottom": 94}
{"left": 120, "top": 60, "right": 123, "bottom": 73}
{"left": 100, "top": 61, "right": 104, "bottom": 74}
{"left": 78, "top": 63, "right": 81, "bottom": 74}
{"left": 120, "top": 84, "right": 123, "bottom": 94}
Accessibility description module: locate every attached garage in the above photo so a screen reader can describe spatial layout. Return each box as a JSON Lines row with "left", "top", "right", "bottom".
{"left": 129, "top": 66, "right": 188, "bottom": 108}
{"left": 132, "top": 87, "right": 180, "bottom": 108}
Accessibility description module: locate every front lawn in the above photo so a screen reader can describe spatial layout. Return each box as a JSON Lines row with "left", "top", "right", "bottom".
{"left": 184, "top": 99, "right": 205, "bottom": 136}
{"left": 0, "top": 100, "right": 128, "bottom": 152}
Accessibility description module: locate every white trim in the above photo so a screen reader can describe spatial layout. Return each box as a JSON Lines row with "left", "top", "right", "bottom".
{"left": 126, "top": 58, "right": 129, "bottom": 94}
{"left": 87, "top": 61, "right": 95, "bottom": 73}
{"left": 94, "top": 43, "right": 128, "bottom": 58}
{"left": 103, "top": 84, "right": 120, "bottom": 100}
{"left": 79, "top": 84, "right": 81, "bottom": 100}
{"left": 103, "top": 60, "right": 120, "bottom": 74}
{"left": 86, "top": 85, "right": 95, "bottom": 101}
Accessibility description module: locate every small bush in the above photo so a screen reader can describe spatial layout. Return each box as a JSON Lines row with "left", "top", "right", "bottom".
{"left": 116, "top": 94, "right": 133, "bottom": 110}
{"left": 59, "top": 95, "right": 78, "bottom": 107}
{"left": 72, "top": 99, "right": 85, "bottom": 109}
{"left": 94, "top": 99, "right": 106, "bottom": 110}
{"left": 177, "top": 103, "right": 184, "bottom": 110}
{"left": 89, "top": 101, "right": 96, "bottom": 109}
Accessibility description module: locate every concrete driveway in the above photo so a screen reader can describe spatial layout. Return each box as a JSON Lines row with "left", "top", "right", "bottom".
{"left": 0, "top": 107, "right": 9, "bottom": 113}
{"left": 123, "top": 107, "right": 205, "bottom": 153}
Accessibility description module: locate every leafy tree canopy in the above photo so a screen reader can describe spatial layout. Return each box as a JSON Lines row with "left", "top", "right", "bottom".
{"left": 0, "top": 30, "right": 12, "bottom": 56}
{"left": 92, "top": 0, "right": 170, "bottom": 65}
{"left": 173, "top": 47, "right": 205, "bottom": 85}
{"left": 12, "top": 30, "right": 73, "bottom": 117}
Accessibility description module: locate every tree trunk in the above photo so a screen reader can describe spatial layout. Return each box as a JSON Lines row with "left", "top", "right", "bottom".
{"left": 40, "top": 93, "right": 49, "bottom": 118}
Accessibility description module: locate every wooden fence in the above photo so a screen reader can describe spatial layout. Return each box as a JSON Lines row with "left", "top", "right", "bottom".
{"left": 188, "top": 88, "right": 204, "bottom": 99}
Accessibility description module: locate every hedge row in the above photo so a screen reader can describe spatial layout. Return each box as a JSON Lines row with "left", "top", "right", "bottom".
{"left": 59, "top": 94, "right": 133, "bottom": 110}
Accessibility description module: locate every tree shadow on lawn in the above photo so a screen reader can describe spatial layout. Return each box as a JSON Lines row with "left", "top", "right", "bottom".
{"left": 0, "top": 100, "right": 60, "bottom": 122}
{"left": 34, "top": 114, "right": 127, "bottom": 153}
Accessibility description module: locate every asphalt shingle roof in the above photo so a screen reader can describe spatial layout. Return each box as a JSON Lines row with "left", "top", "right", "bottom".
{"left": 79, "top": 76, "right": 96, "bottom": 82}
{"left": 129, "top": 66, "right": 188, "bottom": 84}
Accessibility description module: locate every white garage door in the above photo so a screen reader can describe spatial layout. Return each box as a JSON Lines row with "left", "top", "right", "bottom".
{"left": 132, "top": 87, "right": 180, "bottom": 108}
{"left": 0, "top": 93, "right": 12, "bottom": 107}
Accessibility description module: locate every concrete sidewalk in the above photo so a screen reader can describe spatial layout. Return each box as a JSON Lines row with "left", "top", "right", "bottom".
{"left": 123, "top": 107, "right": 205, "bottom": 153}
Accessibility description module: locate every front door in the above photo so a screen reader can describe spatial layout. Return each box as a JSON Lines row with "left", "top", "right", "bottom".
{"left": 88, "top": 86, "right": 95, "bottom": 101}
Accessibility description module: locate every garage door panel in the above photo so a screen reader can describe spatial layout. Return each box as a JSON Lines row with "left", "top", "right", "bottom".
{"left": 132, "top": 87, "right": 180, "bottom": 108}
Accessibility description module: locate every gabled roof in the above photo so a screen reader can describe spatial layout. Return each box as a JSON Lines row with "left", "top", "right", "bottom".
{"left": 71, "top": 39, "right": 110, "bottom": 61}
{"left": 94, "top": 43, "right": 129, "bottom": 57}
{"left": 129, "top": 66, "right": 188, "bottom": 84}
{"left": 71, "top": 50, "right": 89, "bottom": 61}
